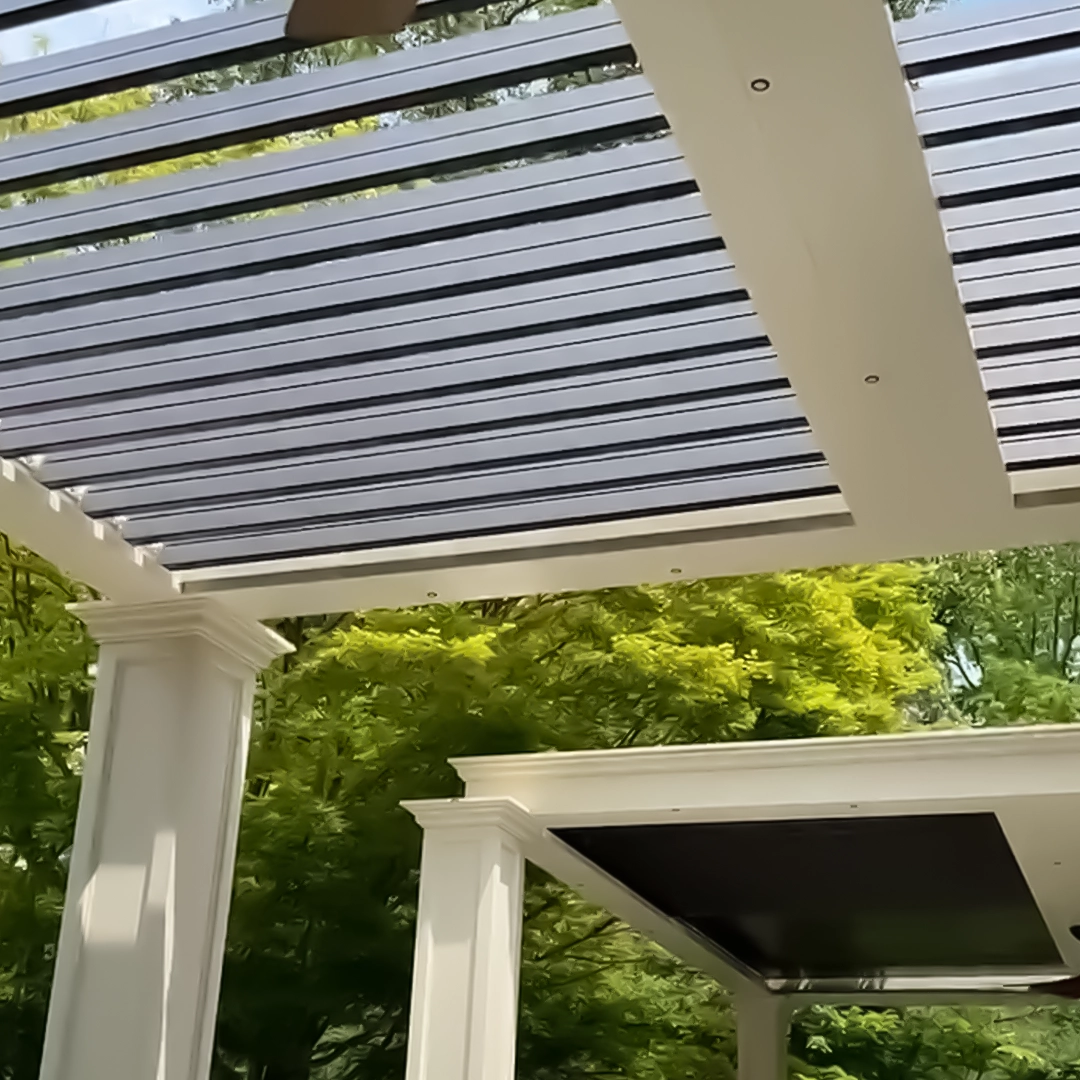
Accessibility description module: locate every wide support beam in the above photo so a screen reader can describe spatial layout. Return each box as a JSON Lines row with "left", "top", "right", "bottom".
{"left": 39, "top": 598, "right": 289, "bottom": 1080}
{"left": 178, "top": 497, "right": 855, "bottom": 619}
{"left": 737, "top": 995, "right": 791, "bottom": 1080}
{"left": 613, "top": 0, "right": 1013, "bottom": 558}
{"left": 403, "top": 799, "right": 530, "bottom": 1080}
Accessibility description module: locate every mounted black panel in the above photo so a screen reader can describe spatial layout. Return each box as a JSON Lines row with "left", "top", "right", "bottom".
{"left": 555, "top": 814, "right": 1062, "bottom": 979}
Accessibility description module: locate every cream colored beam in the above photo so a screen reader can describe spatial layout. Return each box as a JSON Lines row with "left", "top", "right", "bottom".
{"left": 181, "top": 492, "right": 1080, "bottom": 620}
{"left": 447, "top": 728, "right": 1080, "bottom": 994}
{"left": 613, "top": 0, "right": 1012, "bottom": 557}
{"left": 0, "top": 457, "right": 178, "bottom": 602}
{"left": 177, "top": 496, "right": 856, "bottom": 618}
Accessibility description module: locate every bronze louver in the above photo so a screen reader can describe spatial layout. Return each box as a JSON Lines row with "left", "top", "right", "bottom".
{"left": 286, "top": 0, "right": 419, "bottom": 44}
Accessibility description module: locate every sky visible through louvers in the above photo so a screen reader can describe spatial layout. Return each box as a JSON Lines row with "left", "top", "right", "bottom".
{"left": 0, "top": 0, "right": 239, "bottom": 64}
{"left": 0, "top": 0, "right": 989, "bottom": 67}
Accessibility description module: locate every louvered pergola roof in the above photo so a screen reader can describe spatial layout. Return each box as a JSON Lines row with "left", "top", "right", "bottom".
{"left": 1, "top": 0, "right": 1079, "bottom": 618}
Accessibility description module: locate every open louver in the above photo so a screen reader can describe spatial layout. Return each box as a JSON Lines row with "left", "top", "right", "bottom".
{"left": 286, "top": 0, "right": 419, "bottom": 42}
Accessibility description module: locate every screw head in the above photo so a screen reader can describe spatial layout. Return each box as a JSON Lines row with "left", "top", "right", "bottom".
{"left": 864, "top": 374, "right": 881, "bottom": 385}
{"left": 426, "top": 591, "right": 438, "bottom": 599}
{"left": 750, "top": 77, "right": 771, "bottom": 92}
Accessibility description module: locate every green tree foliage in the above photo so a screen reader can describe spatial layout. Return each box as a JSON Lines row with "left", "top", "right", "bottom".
{"left": 0, "top": 544, "right": 94, "bottom": 1076}
{"left": 0, "top": 71, "right": 376, "bottom": 214}
{"left": 0, "top": 538, "right": 1076, "bottom": 1080}
{"left": 934, "top": 546, "right": 1080, "bottom": 726}
{"left": 793, "top": 1005, "right": 1080, "bottom": 1080}
{"left": 890, "top": 0, "right": 947, "bottom": 19}
{"left": 213, "top": 566, "right": 940, "bottom": 1078}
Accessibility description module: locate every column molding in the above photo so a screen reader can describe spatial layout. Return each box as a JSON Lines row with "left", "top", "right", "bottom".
{"left": 403, "top": 798, "right": 533, "bottom": 1080}
{"left": 404, "top": 796, "right": 537, "bottom": 843}
{"left": 71, "top": 596, "right": 290, "bottom": 672}
{"left": 40, "top": 597, "right": 290, "bottom": 1080}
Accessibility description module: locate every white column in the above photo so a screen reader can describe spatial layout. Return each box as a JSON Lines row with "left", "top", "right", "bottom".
{"left": 737, "top": 993, "right": 792, "bottom": 1080}
{"left": 403, "top": 799, "right": 534, "bottom": 1080}
{"left": 39, "top": 598, "right": 290, "bottom": 1080}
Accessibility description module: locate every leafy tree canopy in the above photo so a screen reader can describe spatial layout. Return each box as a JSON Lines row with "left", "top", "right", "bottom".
{"left": 8, "top": 532, "right": 1075, "bottom": 1080}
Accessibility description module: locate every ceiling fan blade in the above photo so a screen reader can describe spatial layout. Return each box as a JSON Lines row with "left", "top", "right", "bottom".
{"left": 285, "top": 0, "right": 419, "bottom": 43}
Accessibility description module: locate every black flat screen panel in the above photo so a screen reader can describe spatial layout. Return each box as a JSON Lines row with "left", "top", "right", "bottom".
{"left": 554, "top": 814, "right": 1062, "bottom": 979}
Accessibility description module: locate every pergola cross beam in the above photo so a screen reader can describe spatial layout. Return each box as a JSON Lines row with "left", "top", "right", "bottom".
{"left": 0, "top": 458, "right": 177, "bottom": 603}
{"left": 613, "top": 0, "right": 1011, "bottom": 558}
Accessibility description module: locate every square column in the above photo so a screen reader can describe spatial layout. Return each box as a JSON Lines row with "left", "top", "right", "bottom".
{"left": 737, "top": 993, "right": 792, "bottom": 1080}
{"left": 39, "top": 598, "right": 290, "bottom": 1080}
{"left": 402, "top": 799, "right": 534, "bottom": 1080}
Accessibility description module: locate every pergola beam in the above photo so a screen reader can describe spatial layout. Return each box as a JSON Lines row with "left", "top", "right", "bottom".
{"left": 613, "top": 0, "right": 1013, "bottom": 558}
{"left": 0, "top": 458, "right": 177, "bottom": 602}
{"left": 176, "top": 497, "right": 856, "bottom": 619}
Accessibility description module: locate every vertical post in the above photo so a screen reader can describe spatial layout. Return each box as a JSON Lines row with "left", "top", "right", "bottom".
{"left": 737, "top": 993, "right": 791, "bottom": 1080}
{"left": 403, "top": 799, "right": 534, "bottom": 1080}
{"left": 39, "top": 598, "right": 290, "bottom": 1080}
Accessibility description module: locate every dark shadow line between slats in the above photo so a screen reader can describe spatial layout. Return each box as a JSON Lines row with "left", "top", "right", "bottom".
{"left": 93, "top": 421, "right": 813, "bottom": 516}
{"left": 904, "top": 29, "right": 1080, "bottom": 81}
{"left": 997, "top": 416, "right": 1080, "bottom": 439}
{"left": 4, "top": 235, "right": 726, "bottom": 367}
{"left": 9, "top": 329, "right": 775, "bottom": 419}
{"left": 939, "top": 171, "right": 1080, "bottom": 211}
{"left": 2, "top": 276, "right": 734, "bottom": 390}
{"left": 988, "top": 376, "right": 1080, "bottom": 401}
{"left": 129, "top": 454, "right": 832, "bottom": 547}
{"left": 3, "top": 296, "right": 756, "bottom": 435}
{"left": 2, "top": 39, "right": 291, "bottom": 123}
{"left": 1007, "top": 452, "right": 1080, "bottom": 472}
{"left": 953, "top": 229, "right": 1080, "bottom": 266}
{"left": 158, "top": 479, "right": 844, "bottom": 569}
{"left": 0, "top": 115, "right": 668, "bottom": 262}
{"left": 923, "top": 107, "right": 1080, "bottom": 150}
{"left": 978, "top": 332, "right": 1080, "bottom": 360}
{"left": 0, "top": 178, "right": 699, "bottom": 320}
{"left": 35, "top": 384, "right": 793, "bottom": 486}
{"left": 17, "top": 378, "right": 790, "bottom": 461}
{"left": 966, "top": 283, "right": 1080, "bottom": 313}
{"left": 0, "top": 0, "right": 499, "bottom": 116}
{"left": 157, "top": 481, "right": 842, "bottom": 570}
{"left": 0, "top": 45, "right": 636, "bottom": 193}
{"left": 37, "top": 376, "right": 790, "bottom": 465}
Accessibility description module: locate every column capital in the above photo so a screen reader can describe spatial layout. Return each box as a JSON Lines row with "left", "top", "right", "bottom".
{"left": 70, "top": 596, "right": 292, "bottom": 672}
{"left": 403, "top": 797, "right": 537, "bottom": 846}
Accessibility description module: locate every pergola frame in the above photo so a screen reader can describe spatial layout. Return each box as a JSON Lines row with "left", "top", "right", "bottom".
{"left": 6, "top": 0, "right": 1080, "bottom": 620}
{"left": 5, "top": 0, "right": 1080, "bottom": 1077}
{"left": 403, "top": 727, "right": 1080, "bottom": 1080}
